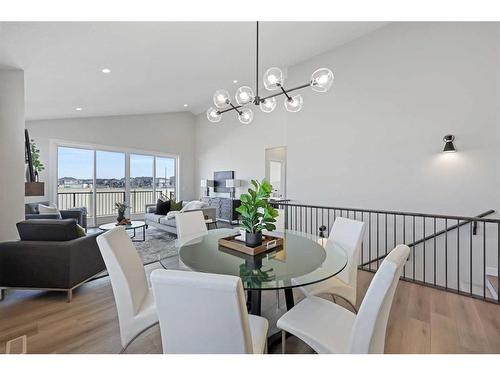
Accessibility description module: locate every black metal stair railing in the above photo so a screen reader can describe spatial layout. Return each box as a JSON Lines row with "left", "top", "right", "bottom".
{"left": 270, "top": 202, "right": 500, "bottom": 304}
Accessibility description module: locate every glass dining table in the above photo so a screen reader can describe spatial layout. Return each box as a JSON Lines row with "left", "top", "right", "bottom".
{"left": 158, "top": 228, "right": 348, "bottom": 317}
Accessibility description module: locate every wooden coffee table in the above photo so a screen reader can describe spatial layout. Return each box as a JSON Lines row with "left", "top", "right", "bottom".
{"left": 99, "top": 221, "right": 146, "bottom": 242}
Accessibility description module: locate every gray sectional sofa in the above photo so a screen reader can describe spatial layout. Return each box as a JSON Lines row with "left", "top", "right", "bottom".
{"left": 144, "top": 202, "right": 216, "bottom": 236}
{"left": 25, "top": 201, "right": 88, "bottom": 230}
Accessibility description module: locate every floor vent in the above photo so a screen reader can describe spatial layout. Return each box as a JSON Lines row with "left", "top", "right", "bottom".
{"left": 6, "top": 335, "right": 27, "bottom": 354}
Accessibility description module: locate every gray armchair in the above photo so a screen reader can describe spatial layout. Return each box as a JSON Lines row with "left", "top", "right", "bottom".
{"left": 0, "top": 219, "right": 105, "bottom": 302}
{"left": 25, "top": 201, "right": 88, "bottom": 230}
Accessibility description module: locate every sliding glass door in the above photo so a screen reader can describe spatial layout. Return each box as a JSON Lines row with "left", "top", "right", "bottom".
{"left": 56, "top": 144, "right": 178, "bottom": 227}
{"left": 57, "top": 146, "right": 95, "bottom": 219}
{"left": 130, "top": 154, "right": 154, "bottom": 214}
{"left": 96, "top": 150, "right": 126, "bottom": 218}
{"left": 156, "top": 156, "right": 176, "bottom": 200}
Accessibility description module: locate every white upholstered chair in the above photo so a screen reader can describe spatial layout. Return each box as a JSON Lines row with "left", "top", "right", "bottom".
{"left": 96, "top": 227, "right": 158, "bottom": 352}
{"left": 294, "top": 217, "right": 365, "bottom": 312}
{"left": 151, "top": 269, "right": 269, "bottom": 354}
{"left": 278, "top": 244, "right": 409, "bottom": 354}
{"left": 176, "top": 210, "right": 208, "bottom": 241}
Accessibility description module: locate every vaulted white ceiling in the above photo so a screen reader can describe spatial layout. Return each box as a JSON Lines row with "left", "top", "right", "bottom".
{"left": 0, "top": 22, "right": 386, "bottom": 120}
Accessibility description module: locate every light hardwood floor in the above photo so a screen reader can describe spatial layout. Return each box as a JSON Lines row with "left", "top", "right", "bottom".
{"left": 1, "top": 263, "right": 500, "bottom": 354}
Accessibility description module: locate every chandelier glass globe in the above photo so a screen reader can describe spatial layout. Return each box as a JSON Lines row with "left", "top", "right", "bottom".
{"left": 238, "top": 108, "right": 254, "bottom": 124}
{"left": 259, "top": 97, "right": 277, "bottom": 113}
{"left": 263, "top": 67, "right": 285, "bottom": 91}
{"left": 310, "top": 68, "right": 334, "bottom": 92}
{"left": 284, "top": 94, "right": 303, "bottom": 112}
{"left": 235, "top": 86, "right": 255, "bottom": 106}
{"left": 206, "top": 107, "right": 222, "bottom": 123}
{"left": 213, "top": 89, "right": 231, "bottom": 108}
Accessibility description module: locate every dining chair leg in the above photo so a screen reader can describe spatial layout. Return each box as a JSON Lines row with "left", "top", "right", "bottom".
{"left": 118, "top": 322, "right": 160, "bottom": 354}
{"left": 281, "top": 330, "right": 286, "bottom": 354}
{"left": 330, "top": 294, "right": 336, "bottom": 304}
{"left": 329, "top": 293, "right": 358, "bottom": 313}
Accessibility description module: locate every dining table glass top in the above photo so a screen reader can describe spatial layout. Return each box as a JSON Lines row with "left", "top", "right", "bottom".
{"left": 159, "top": 228, "right": 348, "bottom": 291}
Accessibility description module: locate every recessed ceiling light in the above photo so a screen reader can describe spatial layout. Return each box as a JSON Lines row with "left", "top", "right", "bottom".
{"left": 233, "top": 79, "right": 238, "bottom": 84}
{"left": 101, "top": 68, "right": 111, "bottom": 74}
{"left": 183, "top": 104, "right": 188, "bottom": 108}
{"left": 75, "top": 107, "right": 83, "bottom": 111}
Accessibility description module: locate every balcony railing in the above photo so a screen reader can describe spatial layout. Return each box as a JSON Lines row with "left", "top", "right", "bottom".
{"left": 58, "top": 189, "right": 175, "bottom": 218}
{"left": 271, "top": 202, "right": 500, "bottom": 304}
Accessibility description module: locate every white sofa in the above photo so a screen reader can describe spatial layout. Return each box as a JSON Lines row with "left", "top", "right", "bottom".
{"left": 144, "top": 201, "right": 216, "bottom": 236}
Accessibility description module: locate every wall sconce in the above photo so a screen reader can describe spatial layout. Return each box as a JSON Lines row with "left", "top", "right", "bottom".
{"left": 443, "top": 134, "right": 457, "bottom": 153}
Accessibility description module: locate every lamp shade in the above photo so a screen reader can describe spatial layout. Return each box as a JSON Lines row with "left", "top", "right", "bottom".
{"left": 201, "top": 179, "right": 215, "bottom": 188}
{"left": 225, "top": 179, "right": 241, "bottom": 188}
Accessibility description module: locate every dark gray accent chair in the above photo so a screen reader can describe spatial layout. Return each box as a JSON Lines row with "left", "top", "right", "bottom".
{"left": 0, "top": 219, "right": 105, "bottom": 302}
{"left": 25, "top": 201, "right": 88, "bottom": 230}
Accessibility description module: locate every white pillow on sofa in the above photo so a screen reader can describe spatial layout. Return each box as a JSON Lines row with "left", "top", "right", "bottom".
{"left": 38, "top": 204, "right": 62, "bottom": 219}
{"left": 180, "top": 200, "right": 207, "bottom": 212}
{"left": 166, "top": 211, "right": 180, "bottom": 220}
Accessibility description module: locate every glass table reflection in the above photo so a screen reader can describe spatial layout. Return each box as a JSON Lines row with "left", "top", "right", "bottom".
{"left": 159, "top": 228, "right": 348, "bottom": 316}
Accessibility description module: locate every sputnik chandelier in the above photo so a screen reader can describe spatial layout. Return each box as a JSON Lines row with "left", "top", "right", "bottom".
{"left": 206, "top": 21, "right": 334, "bottom": 125}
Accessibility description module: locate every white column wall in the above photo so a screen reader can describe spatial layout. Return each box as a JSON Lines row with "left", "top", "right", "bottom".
{"left": 0, "top": 68, "right": 25, "bottom": 241}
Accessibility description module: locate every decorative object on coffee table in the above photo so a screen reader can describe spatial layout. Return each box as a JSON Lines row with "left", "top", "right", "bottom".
{"left": 116, "top": 218, "right": 132, "bottom": 226}
{"left": 114, "top": 202, "right": 129, "bottom": 223}
{"left": 235, "top": 179, "right": 279, "bottom": 248}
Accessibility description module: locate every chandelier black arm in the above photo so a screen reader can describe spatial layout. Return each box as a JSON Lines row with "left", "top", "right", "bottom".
{"left": 216, "top": 82, "right": 312, "bottom": 115}
{"left": 260, "top": 82, "right": 311, "bottom": 101}
{"left": 218, "top": 102, "right": 243, "bottom": 115}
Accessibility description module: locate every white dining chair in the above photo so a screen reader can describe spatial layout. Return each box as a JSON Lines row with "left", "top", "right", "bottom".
{"left": 278, "top": 244, "right": 409, "bottom": 354}
{"left": 176, "top": 210, "right": 208, "bottom": 241}
{"left": 294, "top": 217, "right": 365, "bottom": 312}
{"left": 151, "top": 269, "right": 269, "bottom": 354}
{"left": 96, "top": 227, "right": 158, "bottom": 353}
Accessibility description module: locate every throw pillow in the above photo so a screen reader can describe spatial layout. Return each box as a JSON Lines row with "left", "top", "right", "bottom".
{"left": 180, "top": 200, "right": 207, "bottom": 212}
{"left": 38, "top": 204, "right": 62, "bottom": 219}
{"left": 76, "top": 224, "right": 86, "bottom": 237}
{"left": 156, "top": 199, "right": 171, "bottom": 215}
{"left": 170, "top": 199, "right": 183, "bottom": 211}
{"left": 166, "top": 211, "right": 180, "bottom": 220}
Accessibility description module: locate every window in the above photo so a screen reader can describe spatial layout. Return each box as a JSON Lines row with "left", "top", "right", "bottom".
{"left": 57, "top": 147, "right": 94, "bottom": 218}
{"left": 156, "top": 156, "right": 176, "bottom": 200}
{"left": 130, "top": 154, "right": 154, "bottom": 214}
{"left": 96, "top": 150, "right": 125, "bottom": 217}
{"left": 56, "top": 143, "right": 178, "bottom": 226}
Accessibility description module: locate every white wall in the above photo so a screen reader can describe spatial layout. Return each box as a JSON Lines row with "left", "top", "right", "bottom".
{"left": 0, "top": 69, "right": 25, "bottom": 241}
{"left": 195, "top": 22, "right": 500, "bottom": 218}
{"left": 26, "top": 112, "right": 197, "bottom": 203}
{"left": 195, "top": 106, "right": 288, "bottom": 198}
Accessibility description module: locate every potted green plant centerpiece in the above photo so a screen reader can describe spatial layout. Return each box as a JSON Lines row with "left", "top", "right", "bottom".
{"left": 236, "top": 179, "right": 279, "bottom": 247}
{"left": 114, "top": 202, "right": 130, "bottom": 224}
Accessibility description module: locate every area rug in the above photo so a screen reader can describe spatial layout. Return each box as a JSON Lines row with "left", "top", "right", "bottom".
{"left": 91, "top": 227, "right": 178, "bottom": 280}
{"left": 133, "top": 227, "right": 178, "bottom": 265}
